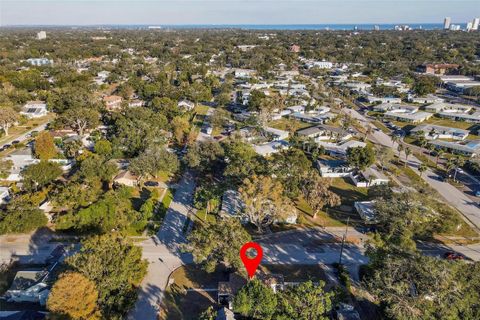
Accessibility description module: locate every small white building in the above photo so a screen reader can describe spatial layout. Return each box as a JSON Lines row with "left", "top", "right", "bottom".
{"left": 26, "top": 58, "right": 53, "bottom": 66}
{"left": 0, "top": 187, "right": 10, "bottom": 204}
{"left": 263, "top": 127, "right": 289, "bottom": 141}
{"left": 410, "top": 124, "right": 469, "bottom": 141}
{"left": 178, "top": 99, "right": 195, "bottom": 111}
{"left": 354, "top": 201, "right": 378, "bottom": 224}
{"left": 36, "top": 31, "right": 47, "bottom": 40}
{"left": 367, "top": 96, "right": 402, "bottom": 104}
{"left": 350, "top": 167, "right": 389, "bottom": 188}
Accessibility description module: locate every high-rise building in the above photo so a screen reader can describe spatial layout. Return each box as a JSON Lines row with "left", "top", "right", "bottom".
{"left": 472, "top": 18, "right": 480, "bottom": 31}
{"left": 467, "top": 22, "right": 473, "bottom": 32}
{"left": 444, "top": 17, "right": 451, "bottom": 30}
{"left": 36, "top": 31, "right": 46, "bottom": 40}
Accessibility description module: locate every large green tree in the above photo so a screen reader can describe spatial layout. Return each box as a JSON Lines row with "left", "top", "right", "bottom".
{"left": 22, "top": 161, "right": 62, "bottom": 192}
{"left": 184, "top": 218, "right": 251, "bottom": 272}
{"left": 234, "top": 279, "right": 277, "bottom": 319}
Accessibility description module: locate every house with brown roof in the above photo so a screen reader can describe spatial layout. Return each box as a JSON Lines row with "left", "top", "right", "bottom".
{"left": 103, "top": 95, "right": 123, "bottom": 111}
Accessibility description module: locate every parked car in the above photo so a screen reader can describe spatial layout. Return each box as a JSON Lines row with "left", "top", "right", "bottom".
{"left": 475, "top": 190, "right": 480, "bottom": 197}
{"left": 443, "top": 251, "right": 464, "bottom": 261}
{"left": 11, "top": 140, "right": 20, "bottom": 145}
{"left": 46, "top": 245, "right": 65, "bottom": 264}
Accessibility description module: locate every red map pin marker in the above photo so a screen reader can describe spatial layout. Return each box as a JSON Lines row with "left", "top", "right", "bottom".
{"left": 240, "top": 242, "right": 263, "bottom": 279}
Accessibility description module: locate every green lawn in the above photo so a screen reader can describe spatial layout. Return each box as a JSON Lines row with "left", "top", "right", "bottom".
{"left": 268, "top": 118, "right": 312, "bottom": 131}
{"left": 0, "top": 114, "right": 54, "bottom": 145}
{"left": 424, "top": 116, "right": 475, "bottom": 131}
{"left": 294, "top": 178, "right": 368, "bottom": 228}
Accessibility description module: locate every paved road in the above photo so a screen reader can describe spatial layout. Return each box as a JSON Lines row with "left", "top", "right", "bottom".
{"left": 128, "top": 107, "right": 213, "bottom": 319}
{"left": 257, "top": 227, "right": 369, "bottom": 282}
{"left": 128, "top": 171, "right": 195, "bottom": 319}
{"left": 344, "top": 108, "right": 480, "bottom": 231}
{"left": 0, "top": 121, "right": 49, "bottom": 149}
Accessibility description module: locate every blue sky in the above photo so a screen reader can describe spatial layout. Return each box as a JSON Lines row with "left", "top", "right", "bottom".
{"left": 0, "top": 0, "right": 478, "bottom": 26}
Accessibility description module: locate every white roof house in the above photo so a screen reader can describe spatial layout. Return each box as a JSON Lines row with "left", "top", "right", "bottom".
{"left": 316, "top": 159, "right": 354, "bottom": 178}
{"left": 287, "top": 105, "right": 305, "bottom": 113}
{"left": 318, "top": 140, "right": 367, "bottom": 157}
{"left": 254, "top": 140, "right": 289, "bottom": 157}
{"left": 408, "top": 94, "right": 444, "bottom": 104}
{"left": 367, "top": 96, "right": 402, "bottom": 104}
{"left": 437, "top": 111, "right": 480, "bottom": 123}
{"left": 20, "top": 101, "right": 48, "bottom": 118}
{"left": 429, "top": 139, "right": 480, "bottom": 157}
{"left": 354, "top": 201, "right": 378, "bottom": 224}
{"left": 263, "top": 127, "right": 289, "bottom": 141}
{"left": 0, "top": 186, "right": 10, "bottom": 204}
{"left": 178, "top": 99, "right": 195, "bottom": 111}
{"left": 220, "top": 190, "right": 246, "bottom": 220}
{"left": 410, "top": 124, "right": 469, "bottom": 141}
{"left": 384, "top": 111, "right": 433, "bottom": 124}
{"left": 296, "top": 125, "right": 352, "bottom": 142}
{"left": 349, "top": 167, "right": 389, "bottom": 188}
{"left": 424, "top": 102, "right": 472, "bottom": 113}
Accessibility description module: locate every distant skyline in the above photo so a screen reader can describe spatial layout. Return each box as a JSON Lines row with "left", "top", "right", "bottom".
{"left": 0, "top": 0, "right": 479, "bottom": 26}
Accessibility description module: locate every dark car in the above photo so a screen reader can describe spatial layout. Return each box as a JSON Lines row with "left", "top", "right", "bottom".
{"left": 11, "top": 140, "right": 20, "bottom": 145}
{"left": 3, "top": 144, "right": 11, "bottom": 149}
{"left": 443, "top": 251, "right": 464, "bottom": 261}
{"left": 46, "top": 245, "right": 66, "bottom": 264}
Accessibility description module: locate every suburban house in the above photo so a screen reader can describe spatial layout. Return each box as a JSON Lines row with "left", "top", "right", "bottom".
{"left": 410, "top": 124, "right": 469, "bottom": 141}
{"left": 26, "top": 58, "right": 53, "bottom": 66}
{"left": 354, "top": 201, "right": 378, "bottom": 224}
{"left": 373, "top": 103, "right": 418, "bottom": 113}
{"left": 343, "top": 81, "right": 372, "bottom": 93}
{"left": 349, "top": 167, "right": 389, "bottom": 188}
{"left": 440, "top": 75, "right": 480, "bottom": 94}
{"left": 429, "top": 139, "right": 480, "bottom": 157}
{"left": 178, "top": 99, "right": 195, "bottom": 111}
{"left": 408, "top": 94, "right": 444, "bottom": 104}
{"left": 418, "top": 63, "right": 459, "bottom": 75}
{"left": 263, "top": 127, "right": 289, "bottom": 141}
{"left": 219, "top": 190, "right": 246, "bottom": 221}
{"left": 0, "top": 186, "right": 10, "bottom": 205}
{"left": 296, "top": 125, "right": 353, "bottom": 142}
{"left": 424, "top": 102, "right": 472, "bottom": 114}
{"left": 103, "top": 95, "right": 123, "bottom": 111}
{"left": 254, "top": 140, "right": 290, "bottom": 157}
{"left": 113, "top": 170, "right": 138, "bottom": 187}
{"left": 316, "top": 159, "right": 354, "bottom": 178}
{"left": 20, "top": 101, "right": 48, "bottom": 118}
{"left": 318, "top": 140, "right": 367, "bottom": 158}
{"left": 367, "top": 96, "right": 402, "bottom": 104}
{"left": 128, "top": 99, "right": 145, "bottom": 108}
{"left": 287, "top": 105, "right": 305, "bottom": 114}
{"left": 218, "top": 273, "right": 247, "bottom": 309}
{"left": 5, "top": 148, "right": 37, "bottom": 181}
{"left": 384, "top": 110, "right": 432, "bottom": 124}
{"left": 437, "top": 111, "right": 480, "bottom": 123}
{"left": 233, "top": 69, "right": 256, "bottom": 79}
{"left": 289, "top": 112, "right": 335, "bottom": 124}
{"left": 4, "top": 269, "right": 50, "bottom": 305}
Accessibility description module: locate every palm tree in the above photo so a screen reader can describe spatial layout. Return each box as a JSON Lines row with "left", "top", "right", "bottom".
{"left": 391, "top": 134, "right": 399, "bottom": 148}
{"left": 404, "top": 147, "right": 412, "bottom": 167}
{"left": 435, "top": 149, "right": 445, "bottom": 167}
{"left": 418, "top": 163, "right": 428, "bottom": 177}
{"left": 453, "top": 156, "right": 465, "bottom": 182}
{"left": 397, "top": 143, "right": 404, "bottom": 158}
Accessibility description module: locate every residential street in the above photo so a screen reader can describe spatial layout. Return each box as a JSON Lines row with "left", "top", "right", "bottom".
{"left": 128, "top": 106, "right": 213, "bottom": 319}
{"left": 343, "top": 108, "right": 480, "bottom": 231}
{"left": 0, "top": 121, "right": 50, "bottom": 149}
{"left": 128, "top": 171, "right": 195, "bottom": 320}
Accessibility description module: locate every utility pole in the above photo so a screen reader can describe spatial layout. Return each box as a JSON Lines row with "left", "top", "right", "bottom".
{"left": 338, "top": 217, "right": 350, "bottom": 265}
